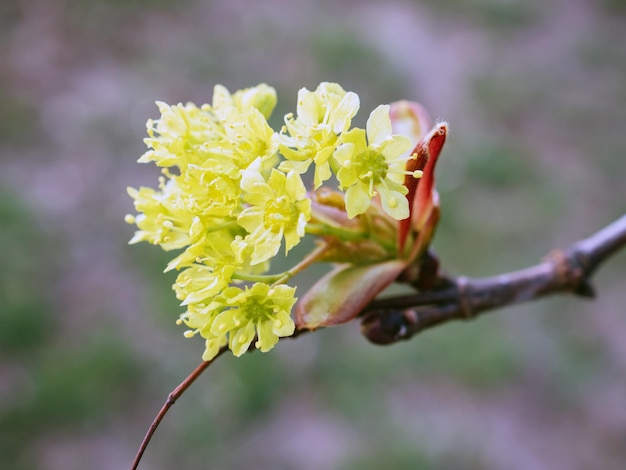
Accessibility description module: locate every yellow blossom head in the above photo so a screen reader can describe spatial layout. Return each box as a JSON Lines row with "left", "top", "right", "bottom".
{"left": 334, "top": 105, "right": 413, "bottom": 219}
{"left": 237, "top": 158, "right": 311, "bottom": 265}
{"left": 127, "top": 82, "right": 443, "bottom": 362}
{"left": 279, "top": 82, "right": 360, "bottom": 188}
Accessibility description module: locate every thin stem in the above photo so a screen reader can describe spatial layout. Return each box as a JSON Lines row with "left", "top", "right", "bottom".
{"left": 231, "top": 244, "right": 330, "bottom": 285}
{"left": 306, "top": 222, "right": 396, "bottom": 252}
{"left": 130, "top": 346, "right": 228, "bottom": 470}
{"left": 306, "top": 223, "right": 370, "bottom": 241}
{"left": 232, "top": 271, "right": 286, "bottom": 283}
{"left": 272, "top": 243, "right": 330, "bottom": 286}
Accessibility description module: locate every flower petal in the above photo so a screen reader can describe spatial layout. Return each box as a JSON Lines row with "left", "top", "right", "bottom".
{"left": 332, "top": 92, "right": 360, "bottom": 133}
{"left": 367, "top": 105, "right": 392, "bottom": 146}
{"left": 230, "top": 322, "right": 256, "bottom": 356}
{"left": 345, "top": 185, "right": 371, "bottom": 218}
{"left": 256, "top": 320, "right": 279, "bottom": 352}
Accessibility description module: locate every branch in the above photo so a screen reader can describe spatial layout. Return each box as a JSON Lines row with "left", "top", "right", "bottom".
{"left": 361, "top": 214, "right": 626, "bottom": 345}
{"left": 130, "top": 346, "right": 228, "bottom": 470}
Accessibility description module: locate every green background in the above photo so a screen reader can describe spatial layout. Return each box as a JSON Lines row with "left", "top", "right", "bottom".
{"left": 1, "top": 0, "right": 625, "bottom": 468}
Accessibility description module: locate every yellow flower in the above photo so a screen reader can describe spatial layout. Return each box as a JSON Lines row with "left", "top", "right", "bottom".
{"left": 334, "top": 105, "right": 413, "bottom": 219}
{"left": 178, "top": 301, "right": 227, "bottom": 361}
{"left": 127, "top": 169, "right": 244, "bottom": 265}
{"left": 139, "top": 85, "right": 279, "bottom": 179}
{"left": 210, "top": 283, "right": 296, "bottom": 356}
{"left": 179, "top": 283, "right": 296, "bottom": 359}
{"left": 279, "top": 82, "right": 359, "bottom": 188}
{"left": 128, "top": 84, "right": 283, "bottom": 267}
{"left": 174, "top": 263, "right": 236, "bottom": 306}
{"left": 220, "top": 106, "right": 279, "bottom": 172}
{"left": 237, "top": 159, "right": 311, "bottom": 265}
{"left": 139, "top": 101, "right": 220, "bottom": 169}
{"left": 126, "top": 177, "right": 198, "bottom": 251}
{"left": 177, "top": 168, "right": 241, "bottom": 218}
{"left": 212, "top": 83, "right": 277, "bottom": 119}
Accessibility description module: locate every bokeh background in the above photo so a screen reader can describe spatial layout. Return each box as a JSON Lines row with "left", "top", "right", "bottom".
{"left": 2, "top": 0, "right": 626, "bottom": 469}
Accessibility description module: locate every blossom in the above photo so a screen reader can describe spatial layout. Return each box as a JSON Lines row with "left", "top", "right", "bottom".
{"left": 127, "top": 82, "right": 445, "bottom": 362}
{"left": 139, "top": 101, "right": 220, "bottom": 169}
{"left": 181, "top": 283, "right": 297, "bottom": 359}
{"left": 279, "top": 82, "right": 359, "bottom": 188}
{"left": 213, "top": 283, "right": 296, "bottom": 356}
{"left": 212, "top": 83, "right": 277, "bottom": 119}
{"left": 334, "top": 105, "right": 414, "bottom": 219}
{"left": 126, "top": 177, "right": 198, "bottom": 251}
{"left": 220, "top": 106, "right": 279, "bottom": 172}
{"left": 237, "top": 159, "right": 311, "bottom": 265}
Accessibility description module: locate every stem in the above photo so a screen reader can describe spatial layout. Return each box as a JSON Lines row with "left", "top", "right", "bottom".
{"left": 231, "top": 244, "right": 330, "bottom": 285}
{"left": 130, "top": 347, "right": 228, "bottom": 470}
{"left": 306, "top": 223, "right": 370, "bottom": 241}
{"left": 232, "top": 272, "right": 286, "bottom": 283}
{"left": 272, "top": 243, "right": 330, "bottom": 286}
{"left": 306, "top": 222, "right": 396, "bottom": 252}
{"left": 362, "top": 214, "right": 626, "bottom": 345}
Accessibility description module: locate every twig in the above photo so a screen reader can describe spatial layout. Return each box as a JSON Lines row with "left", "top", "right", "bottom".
{"left": 361, "top": 214, "right": 626, "bottom": 344}
{"left": 130, "top": 346, "right": 228, "bottom": 470}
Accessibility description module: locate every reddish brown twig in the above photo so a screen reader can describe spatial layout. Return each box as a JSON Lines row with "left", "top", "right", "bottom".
{"left": 362, "top": 214, "right": 626, "bottom": 344}
{"left": 130, "top": 346, "right": 228, "bottom": 470}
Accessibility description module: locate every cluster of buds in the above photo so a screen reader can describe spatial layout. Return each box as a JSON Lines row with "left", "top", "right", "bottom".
{"left": 126, "top": 82, "right": 447, "bottom": 361}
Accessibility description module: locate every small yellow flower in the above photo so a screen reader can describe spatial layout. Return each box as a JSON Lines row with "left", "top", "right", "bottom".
{"left": 334, "top": 105, "right": 413, "bottom": 219}
{"left": 127, "top": 170, "right": 243, "bottom": 265}
{"left": 139, "top": 101, "right": 220, "bottom": 169}
{"left": 212, "top": 83, "right": 278, "bottom": 119}
{"left": 279, "top": 82, "right": 360, "bottom": 188}
{"left": 174, "top": 263, "right": 236, "bottom": 306}
{"left": 221, "top": 106, "right": 279, "bottom": 172}
{"left": 126, "top": 178, "right": 197, "bottom": 251}
{"left": 237, "top": 159, "right": 311, "bottom": 265}
{"left": 210, "top": 283, "right": 296, "bottom": 356}
{"left": 178, "top": 302, "right": 227, "bottom": 361}
{"left": 177, "top": 169, "right": 241, "bottom": 218}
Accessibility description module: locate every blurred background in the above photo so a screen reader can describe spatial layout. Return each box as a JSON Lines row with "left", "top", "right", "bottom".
{"left": 1, "top": 0, "right": 626, "bottom": 468}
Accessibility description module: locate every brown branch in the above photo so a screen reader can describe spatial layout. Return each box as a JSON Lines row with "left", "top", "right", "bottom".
{"left": 130, "top": 346, "right": 228, "bottom": 470}
{"left": 361, "top": 214, "right": 626, "bottom": 345}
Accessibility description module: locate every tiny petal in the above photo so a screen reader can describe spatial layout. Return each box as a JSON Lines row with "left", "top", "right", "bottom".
{"left": 367, "top": 105, "right": 392, "bottom": 146}
{"left": 345, "top": 185, "right": 372, "bottom": 218}
{"left": 230, "top": 323, "right": 256, "bottom": 357}
{"left": 379, "top": 186, "right": 409, "bottom": 220}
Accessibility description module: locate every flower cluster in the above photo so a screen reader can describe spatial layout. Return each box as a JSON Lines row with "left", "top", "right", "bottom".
{"left": 127, "top": 82, "right": 424, "bottom": 360}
